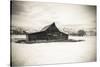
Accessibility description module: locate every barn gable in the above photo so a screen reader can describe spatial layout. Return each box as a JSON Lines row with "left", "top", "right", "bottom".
{"left": 40, "top": 22, "right": 59, "bottom": 32}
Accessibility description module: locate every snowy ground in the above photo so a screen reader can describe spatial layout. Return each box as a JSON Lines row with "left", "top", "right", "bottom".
{"left": 11, "top": 35, "right": 96, "bottom": 66}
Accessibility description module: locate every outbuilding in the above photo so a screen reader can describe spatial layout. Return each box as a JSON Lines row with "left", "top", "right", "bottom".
{"left": 26, "top": 22, "right": 68, "bottom": 41}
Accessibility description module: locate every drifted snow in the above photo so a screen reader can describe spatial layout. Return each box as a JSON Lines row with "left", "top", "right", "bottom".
{"left": 11, "top": 35, "right": 96, "bottom": 65}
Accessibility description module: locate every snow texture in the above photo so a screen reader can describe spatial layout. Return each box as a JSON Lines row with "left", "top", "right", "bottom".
{"left": 11, "top": 35, "right": 96, "bottom": 66}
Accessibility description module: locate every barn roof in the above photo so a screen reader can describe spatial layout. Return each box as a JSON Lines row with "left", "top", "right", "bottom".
{"left": 26, "top": 22, "right": 68, "bottom": 34}
{"left": 40, "top": 22, "right": 58, "bottom": 31}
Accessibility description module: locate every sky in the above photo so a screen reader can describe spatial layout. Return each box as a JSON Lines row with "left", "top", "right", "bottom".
{"left": 11, "top": 1, "right": 96, "bottom": 33}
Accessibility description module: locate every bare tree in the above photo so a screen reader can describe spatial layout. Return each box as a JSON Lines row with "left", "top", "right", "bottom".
{"left": 78, "top": 30, "right": 86, "bottom": 36}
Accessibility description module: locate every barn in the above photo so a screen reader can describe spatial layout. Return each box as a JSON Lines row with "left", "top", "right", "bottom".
{"left": 26, "top": 22, "right": 68, "bottom": 41}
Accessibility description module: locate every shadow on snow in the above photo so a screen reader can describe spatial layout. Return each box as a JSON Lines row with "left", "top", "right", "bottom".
{"left": 14, "top": 39, "right": 85, "bottom": 44}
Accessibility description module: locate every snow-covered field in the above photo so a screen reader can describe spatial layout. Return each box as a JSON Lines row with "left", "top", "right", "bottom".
{"left": 11, "top": 35, "right": 96, "bottom": 66}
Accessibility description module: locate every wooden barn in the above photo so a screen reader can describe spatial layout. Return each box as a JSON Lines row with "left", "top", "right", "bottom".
{"left": 26, "top": 22, "right": 68, "bottom": 41}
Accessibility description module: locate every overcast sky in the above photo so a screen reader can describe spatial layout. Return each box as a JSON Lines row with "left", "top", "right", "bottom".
{"left": 11, "top": 1, "right": 96, "bottom": 32}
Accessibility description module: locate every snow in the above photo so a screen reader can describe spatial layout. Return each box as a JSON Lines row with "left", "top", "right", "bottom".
{"left": 11, "top": 35, "right": 96, "bottom": 65}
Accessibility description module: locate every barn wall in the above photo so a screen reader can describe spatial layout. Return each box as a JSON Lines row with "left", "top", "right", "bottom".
{"left": 27, "top": 32, "right": 68, "bottom": 41}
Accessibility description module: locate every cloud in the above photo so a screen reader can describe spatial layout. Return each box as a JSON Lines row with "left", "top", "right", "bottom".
{"left": 11, "top": 1, "right": 96, "bottom": 32}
